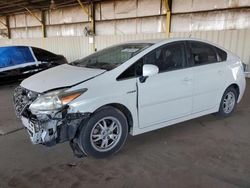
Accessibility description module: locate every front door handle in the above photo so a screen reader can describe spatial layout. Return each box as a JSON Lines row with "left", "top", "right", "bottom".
{"left": 127, "top": 90, "right": 136, "bottom": 94}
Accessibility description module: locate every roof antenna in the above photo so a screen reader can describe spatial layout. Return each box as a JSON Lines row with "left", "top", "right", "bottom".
{"left": 189, "top": 34, "right": 192, "bottom": 38}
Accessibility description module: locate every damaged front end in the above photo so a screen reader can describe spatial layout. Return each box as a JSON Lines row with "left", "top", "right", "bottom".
{"left": 13, "top": 86, "right": 89, "bottom": 157}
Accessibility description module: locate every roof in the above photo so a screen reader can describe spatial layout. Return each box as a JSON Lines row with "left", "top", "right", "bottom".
{"left": 121, "top": 37, "right": 213, "bottom": 45}
{"left": 124, "top": 39, "right": 165, "bottom": 44}
{"left": 119, "top": 37, "right": 228, "bottom": 52}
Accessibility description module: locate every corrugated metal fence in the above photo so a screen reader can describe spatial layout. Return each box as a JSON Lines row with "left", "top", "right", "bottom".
{"left": 0, "top": 29, "right": 249, "bottom": 68}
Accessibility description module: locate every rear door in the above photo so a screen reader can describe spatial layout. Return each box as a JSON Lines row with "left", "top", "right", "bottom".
{"left": 188, "top": 41, "right": 226, "bottom": 113}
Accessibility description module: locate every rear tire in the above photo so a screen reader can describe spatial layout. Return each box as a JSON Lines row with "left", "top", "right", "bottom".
{"left": 217, "top": 87, "right": 238, "bottom": 117}
{"left": 78, "top": 106, "right": 128, "bottom": 159}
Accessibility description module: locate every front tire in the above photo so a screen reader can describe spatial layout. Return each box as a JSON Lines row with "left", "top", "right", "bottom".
{"left": 217, "top": 87, "right": 238, "bottom": 117}
{"left": 78, "top": 106, "right": 128, "bottom": 158}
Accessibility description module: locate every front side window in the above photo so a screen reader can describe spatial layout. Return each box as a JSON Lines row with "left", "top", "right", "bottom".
{"left": 190, "top": 41, "right": 218, "bottom": 65}
{"left": 117, "top": 42, "right": 186, "bottom": 80}
{"left": 71, "top": 43, "right": 152, "bottom": 71}
{"left": 144, "top": 42, "right": 186, "bottom": 72}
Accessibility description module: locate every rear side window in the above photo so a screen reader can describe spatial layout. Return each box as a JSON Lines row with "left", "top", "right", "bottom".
{"left": 32, "top": 47, "right": 58, "bottom": 62}
{"left": 216, "top": 47, "right": 227, "bottom": 61}
{"left": 190, "top": 42, "right": 217, "bottom": 65}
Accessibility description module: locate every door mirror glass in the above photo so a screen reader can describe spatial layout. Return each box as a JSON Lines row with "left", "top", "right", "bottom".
{"left": 143, "top": 64, "right": 159, "bottom": 77}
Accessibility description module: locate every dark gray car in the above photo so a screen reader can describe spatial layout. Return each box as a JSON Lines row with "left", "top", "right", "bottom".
{"left": 0, "top": 46, "right": 67, "bottom": 83}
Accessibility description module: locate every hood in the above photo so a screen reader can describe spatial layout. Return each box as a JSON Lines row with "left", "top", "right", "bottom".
{"left": 21, "top": 64, "right": 105, "bottom": 93}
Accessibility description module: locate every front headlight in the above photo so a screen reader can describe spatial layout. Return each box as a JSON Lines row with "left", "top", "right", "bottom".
{"left": 29, "top": 88, "right": 87, "bottom": 112}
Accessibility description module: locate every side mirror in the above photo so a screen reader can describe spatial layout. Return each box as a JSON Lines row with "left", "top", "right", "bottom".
{"left": 140, "top": 64, "right": 159, "bottom": 83}
{"left": 143, "top": 64, "right": 159, "bottom": 77}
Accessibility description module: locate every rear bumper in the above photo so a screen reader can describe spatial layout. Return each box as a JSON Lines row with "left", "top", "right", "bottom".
{"left": 237, "top": 70, "right": 246, "bottom": 103}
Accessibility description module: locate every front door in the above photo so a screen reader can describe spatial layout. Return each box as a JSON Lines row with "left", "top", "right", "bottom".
{"left": 137, "top": 42, "right": 194, "bottom": 128}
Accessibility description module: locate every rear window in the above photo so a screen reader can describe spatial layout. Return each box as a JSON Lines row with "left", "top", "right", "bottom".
{"left": 32, "top": 47, "right": 58, "bottom": 62}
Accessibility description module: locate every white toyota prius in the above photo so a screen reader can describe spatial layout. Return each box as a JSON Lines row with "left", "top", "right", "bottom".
{"left": 14, "top": 38, "right": 246, "bottom": 158}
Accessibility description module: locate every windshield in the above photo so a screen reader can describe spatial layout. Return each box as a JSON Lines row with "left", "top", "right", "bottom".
{"left": 71, "top": 43, "right": 152, "bottom": 70}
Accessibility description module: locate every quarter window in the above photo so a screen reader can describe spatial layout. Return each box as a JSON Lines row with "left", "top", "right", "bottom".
{"left": 216, "top": 47, "right": 227, "bottom": 61}
{"left": 190, "top": 42, "right": 218, "bottom": 65}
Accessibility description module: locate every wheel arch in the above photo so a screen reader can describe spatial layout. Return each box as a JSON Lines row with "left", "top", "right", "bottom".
{"left": 227, "top": 83, "right": 240, "bottom": 100}
{"left": 94, "top": 103, "right": 134, "bottom": 133}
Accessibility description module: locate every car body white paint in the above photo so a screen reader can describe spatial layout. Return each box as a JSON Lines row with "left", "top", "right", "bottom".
{"left": 142, "top": 64, "right": 159, "bottom": 77}
{"left": 22, "top": 64, "right": 105, "bottom": 93}
{"left": 21, "top": 38, "right": 246, "bottom": 136}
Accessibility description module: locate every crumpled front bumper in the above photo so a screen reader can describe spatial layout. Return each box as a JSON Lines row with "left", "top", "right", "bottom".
{"left": 20, "top": 114, "right": 61, "bottom": 145}
{"left": 21, "top": 110, "right": 89, "bottom": 146}
{"left": 21, "top": 116, "right": 43, "bottom": 144}
{"left": 13, "top": 86, "right": 88, "bottom": 147}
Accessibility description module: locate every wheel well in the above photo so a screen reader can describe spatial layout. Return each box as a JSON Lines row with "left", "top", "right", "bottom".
{"left": 95, "top": 103, "right": 133, "bottom": 132}
{"left": 228, "top": 84, "right": 240, "bottom": 99}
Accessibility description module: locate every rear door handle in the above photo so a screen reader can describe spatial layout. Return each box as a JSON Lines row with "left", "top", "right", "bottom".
{"left": 218, "top": 70, "right": 224, "bottom": 75}
{"left": 183, "top": 77, "right": 192, "bottom": 82}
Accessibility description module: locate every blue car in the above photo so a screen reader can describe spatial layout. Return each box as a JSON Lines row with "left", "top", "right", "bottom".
{"left": 0, "top": 46, "right": 67, "bottom": 82}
